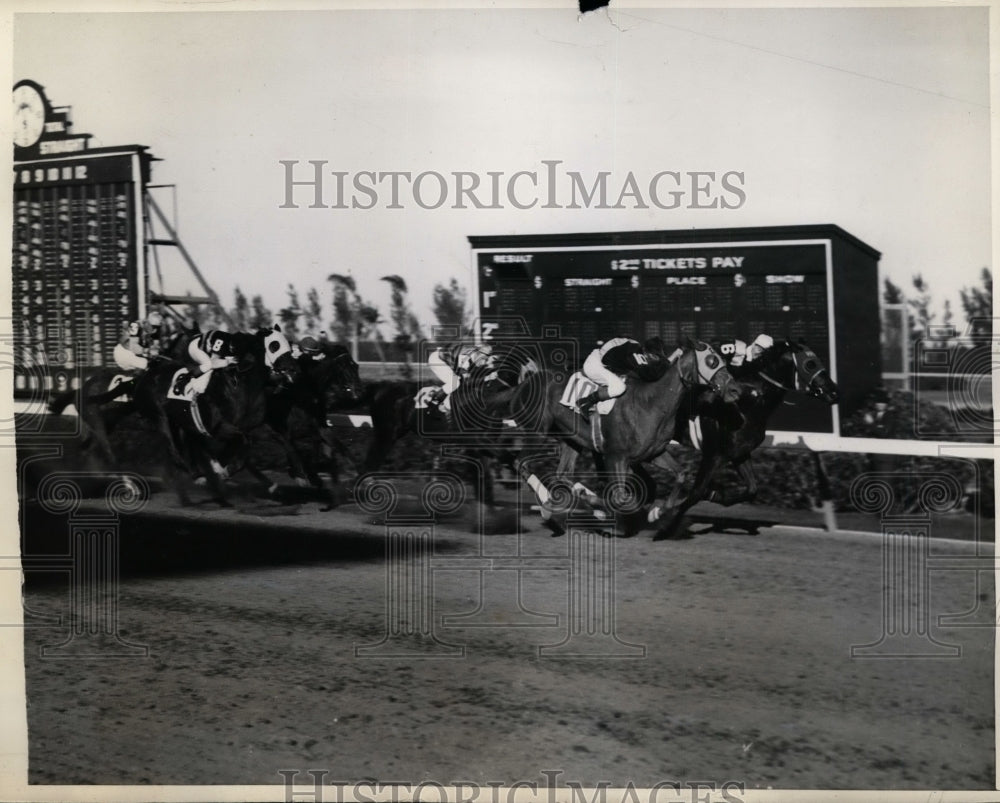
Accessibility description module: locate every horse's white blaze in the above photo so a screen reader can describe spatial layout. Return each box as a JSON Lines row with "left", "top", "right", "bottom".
{"left": 209, "top": 459, "right": 226, "bottom": 477}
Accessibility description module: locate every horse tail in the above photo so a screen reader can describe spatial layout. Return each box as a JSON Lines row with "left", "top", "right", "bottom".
{"left": 49, "top": 389, "right": 77, "bottom": 416}
{"left": 84, "top": 380, "right": 135, "bottom": 407}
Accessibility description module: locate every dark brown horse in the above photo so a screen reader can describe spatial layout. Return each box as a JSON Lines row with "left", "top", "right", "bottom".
{"left": 650, "top": 340, "right": 839, "bottom": 539}
{"left": 259, "top": 342, "right": 363, "bottom": 505}
{"left": 96, "top": 327, "right": 300, "bottom": 505}
{"left": 47, "top": 322, "right": 204, "bottom": 468}
{"left": 498, "top": 338, "right": 742, "bottom": 538}
{"left": 357, "top": 345, "right": 537, "bottom": 510}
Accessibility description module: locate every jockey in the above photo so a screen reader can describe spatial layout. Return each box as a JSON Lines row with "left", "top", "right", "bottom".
{"left": 426, "top": 342, "right": 495, "bottom": 413}
{"left": 719, "top": 333, "right": 774, "bottom": 368}
{"left": 576, "top": 336, "right": 664, "bottom": 418}
{"left": 186, "top": 329, "right": 236, "bottom": 395}
{"left": 112, "top": 310, "right": 164, "bottom": 373}
{"left": 297, "top": 335, "right": 325, "bottom": 360}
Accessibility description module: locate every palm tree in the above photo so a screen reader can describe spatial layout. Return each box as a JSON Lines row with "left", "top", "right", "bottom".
{"left": 328, "top": 273, "right": 386, "bottom": 362}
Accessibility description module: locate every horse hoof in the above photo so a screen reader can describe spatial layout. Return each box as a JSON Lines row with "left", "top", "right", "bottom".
{"left": 295, "top": 477, "right": 310, "bottom": 488}
{"left": 193, "top": 476, "right": 207, "bottom": 487}
{"left": 542, "top": 517, "right": 566, "bottom": 537}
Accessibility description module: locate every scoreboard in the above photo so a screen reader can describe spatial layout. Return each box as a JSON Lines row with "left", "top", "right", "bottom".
{"left": 470, "top": 226, "right": 882, "bottom": 434}
{"left": 12, "top": 80, "right": 152, "bottom": 399}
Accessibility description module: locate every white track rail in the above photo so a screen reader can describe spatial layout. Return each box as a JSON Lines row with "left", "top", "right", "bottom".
{"left": 327, "top": 411, "right": 995, "bottom": 461}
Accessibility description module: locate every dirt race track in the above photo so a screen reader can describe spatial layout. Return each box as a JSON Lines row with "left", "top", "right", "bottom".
{"left": 19, "top": 484, "right": 997, "bottom": 792}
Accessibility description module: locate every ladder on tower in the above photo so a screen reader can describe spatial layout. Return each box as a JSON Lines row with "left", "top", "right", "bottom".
{"left": 143, "top": 185, "right": 235, "bottom": 328}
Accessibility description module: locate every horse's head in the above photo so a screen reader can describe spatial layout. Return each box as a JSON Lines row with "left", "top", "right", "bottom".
{"left": 258, "top": 325, "right": 300, "bottom": 385}
{"left": 677, "top": 336, "right": 742, "bottom": 404}
{"left": 316, "top": 343, "right": 363, "bottom": 406}
{"left": 759, "top": 341, "right": 838, "bottom": 404}
{"left": 790, "top": 341, "right": 838, "bottom": 404}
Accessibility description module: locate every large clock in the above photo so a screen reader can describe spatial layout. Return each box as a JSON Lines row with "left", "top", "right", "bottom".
{"left": 13, "top": 81, "right": 47, "bottom": 149}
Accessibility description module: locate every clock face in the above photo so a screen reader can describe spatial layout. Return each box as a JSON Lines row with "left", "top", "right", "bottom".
{"left": 13, "top": 83, "right": 46, "bottom": 149}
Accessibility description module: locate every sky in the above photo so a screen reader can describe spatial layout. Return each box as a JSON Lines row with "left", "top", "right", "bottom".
{"left": 7, "top": 2, "right": 994, "bottom": 335}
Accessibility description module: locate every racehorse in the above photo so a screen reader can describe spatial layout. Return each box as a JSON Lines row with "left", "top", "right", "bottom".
{"left": 47, "top": 320, "right": 204, "bottom": 468}
{"left": 358, "top": 346, "right": 535, "bottom": 510}
{"left": 498, "top": 337, "right": 743, "bottom": 538}
{"left": 116, "top": 326, "right": 300, "bottom": 505}
{"left": 259, "top": 342, "right": 363, "bottom": 504}
{"left": 650, "top": 340, "right": 839, "bottom": 539}
{"left": 49, "top": 367, "right": 141, "bottom": 468}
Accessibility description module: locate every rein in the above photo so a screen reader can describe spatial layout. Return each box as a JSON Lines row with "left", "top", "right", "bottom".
{"left": 755, "top": 348, "right": 825, "bottom": 398}
{"left": 757, "top": 369, "right": 794, "bottom": 392}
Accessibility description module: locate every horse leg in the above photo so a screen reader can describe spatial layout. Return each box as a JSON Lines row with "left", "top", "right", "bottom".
{"left": 599, "top": 454, "right": 645, "bottom": 538}
{"left": 510, "top": 449, "right": 565, "bottom": 536}
{"left": 315, "top": 427, "right": 345, "bottom": 511}
{"left": 79, "top": 398, "right": 121, "bottom": 469}
{"left": 627, "top": 462, "right": 659, "bottom": 531}
{"left": 477, "top": 453, "right": 496, "bottom": 510}
{"left": 245, "top": 455, "right": 281, "bottom": 497}
{"left": 654, "top": 451, "right": 726, "bottom": 541}
{"left": 155, "top": 409, "right": 193, "bottom": 476}
{"left": 160, "top": 419, "right": 195, "bottom": 506}
{"left": 707, "top": 459, "right": 758, "bottom": 507}
{"left": 188, "top": 430, "right": 235, "bottom": 507}
{"left": 265, "top": 421, "right": 311, "bottom": 489}
{"left": 202, "top": 452, "right": 233, "bottom": 507}
{"left": 282, "top": 425, "right": 318, "bottom": 489}
{"left": 359, "top": 393, "right": 411, "bottom": 476}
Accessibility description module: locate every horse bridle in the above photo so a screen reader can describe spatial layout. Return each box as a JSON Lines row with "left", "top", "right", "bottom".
{"left": 757, "top": 347, "right": 826, "bottom": 395}
{"left": 679, "top": 343, "right": 727, "bottom": 392}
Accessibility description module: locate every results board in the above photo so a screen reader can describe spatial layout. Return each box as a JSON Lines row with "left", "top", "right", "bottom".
{"left": 12, "top": 149, "right": 149, "bottom": 397}
{"left": 472, "top": 234, "right": 855, "bottom": 434}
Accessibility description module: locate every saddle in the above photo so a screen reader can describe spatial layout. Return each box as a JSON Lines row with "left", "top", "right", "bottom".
{"left": 106, "top": 373, "right": 134, "bottom": 403}
{"left": 560, "top": 372, "right": 616, "bottom": 416}
{"left": 165, "top": 368, "right": 209, "bottom": 435}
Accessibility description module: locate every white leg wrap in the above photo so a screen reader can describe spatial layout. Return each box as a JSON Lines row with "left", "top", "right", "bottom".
{"left": 527, "top": 474, "right": 550, "bottom": 505}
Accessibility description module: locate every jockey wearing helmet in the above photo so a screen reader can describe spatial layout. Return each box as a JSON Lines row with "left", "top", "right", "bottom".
{"left": 186, "top": 329, "right": 237, "bottom": 397}
{"left": 426, "top": 341, "right": 495, "bottom": 414}
{"left": 718, "top": 333, "right": 774, "bottom": 368}
{"left": 113, "top": 310, "right": 164, "bottom": 373}
{"left": 577, "top": 336, "right": 665, "bottom": 418}
{"left": 297, "top": 335, "right": 324, "bottom": 360}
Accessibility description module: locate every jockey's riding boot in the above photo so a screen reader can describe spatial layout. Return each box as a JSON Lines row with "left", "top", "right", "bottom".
{"left": 577, "top": 387, "right": 610, "bottom": 419}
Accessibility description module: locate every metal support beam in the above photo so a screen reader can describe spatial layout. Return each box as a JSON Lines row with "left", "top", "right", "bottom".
{"left": 150, "top": 293, "right": 215, "bottom": 306}
{"left": 145, "top": 193, "right": 235, "bottom": 330}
